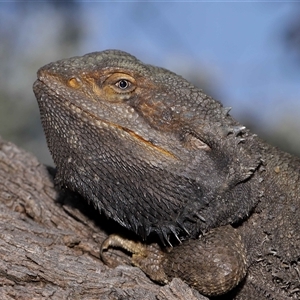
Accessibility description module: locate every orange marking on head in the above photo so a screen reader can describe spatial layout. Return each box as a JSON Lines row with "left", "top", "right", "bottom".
{"left": 68, "top": 77, "right": 81, "bottom": 89}
{"left": 122, "top": 127, "right": 176, "bottom": 159}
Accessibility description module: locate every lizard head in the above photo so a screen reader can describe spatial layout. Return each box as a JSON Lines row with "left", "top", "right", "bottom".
{"left": 33, "top": 50, "right": 263, "bottom": 243}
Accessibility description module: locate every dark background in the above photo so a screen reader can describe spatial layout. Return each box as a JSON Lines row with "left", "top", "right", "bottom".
{"left": 1, "top": 2, "right": 300, "bottom": 165}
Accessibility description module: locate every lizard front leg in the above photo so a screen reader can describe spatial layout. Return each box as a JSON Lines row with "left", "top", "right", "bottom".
{"left": 100, "top": 225, "right": 248, "bottom": 297}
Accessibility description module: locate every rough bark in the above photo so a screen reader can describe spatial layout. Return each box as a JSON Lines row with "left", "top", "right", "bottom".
{"left": 0, "top": 136, "right": 207, "bottom": 300}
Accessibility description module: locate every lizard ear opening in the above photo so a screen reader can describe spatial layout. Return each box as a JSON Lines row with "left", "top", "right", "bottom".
{"left": 184, "top": 132, "right": 210, "bottom": 151}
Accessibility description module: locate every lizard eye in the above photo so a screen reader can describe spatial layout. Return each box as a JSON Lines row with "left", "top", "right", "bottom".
{"left": 104, "top": 72, "right": 136, "bottom": 94}
{"left": 116, "top": 79, "right": 131, "bottom": 90}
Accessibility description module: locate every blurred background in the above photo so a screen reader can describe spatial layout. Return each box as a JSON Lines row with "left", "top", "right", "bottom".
{"left": 1, "top": 1, "right": 300, "bottom": 165}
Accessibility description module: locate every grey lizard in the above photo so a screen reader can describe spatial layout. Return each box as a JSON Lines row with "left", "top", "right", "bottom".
{"left": 33, "top": 50, "right": 300, "bottom": 299}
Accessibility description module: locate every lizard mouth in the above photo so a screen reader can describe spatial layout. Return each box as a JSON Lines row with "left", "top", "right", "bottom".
{"left": 34, "top": 78, "right": 177, "bottom": 159}
{"left": 69, "top": 101, "right": 177, "bottom": 159}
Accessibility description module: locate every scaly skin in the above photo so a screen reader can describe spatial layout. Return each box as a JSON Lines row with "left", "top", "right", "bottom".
{"left": 33, "top": 50, "right": 300, "bottom": 299}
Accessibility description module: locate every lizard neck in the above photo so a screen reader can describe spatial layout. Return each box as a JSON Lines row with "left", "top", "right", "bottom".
{"left": 239, "top": 141, "right": 300, "bottom": 260}
{"left": 258, "top": 142, "right": 300, "bottom": 208}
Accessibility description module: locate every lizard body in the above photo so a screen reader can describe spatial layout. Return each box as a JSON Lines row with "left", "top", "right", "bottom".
{"left": 33, "top": 50, "right": 300, "bottom": 299}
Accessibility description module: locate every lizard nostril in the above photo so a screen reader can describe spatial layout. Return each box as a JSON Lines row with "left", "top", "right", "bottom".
{"left": 68, "top": 77, "right": 81, "bottom": 89}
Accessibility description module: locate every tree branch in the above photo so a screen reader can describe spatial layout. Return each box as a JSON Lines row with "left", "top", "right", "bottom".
{"left": 0, "top": 136, "right": 207, "bottom": 300}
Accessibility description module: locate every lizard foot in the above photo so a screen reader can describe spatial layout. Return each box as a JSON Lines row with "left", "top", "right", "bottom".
{"left": 100, "top": 234, "right": 169, "bottom": 284}
{"left": 100, "top": 225, "right": 248, "bottom": 296}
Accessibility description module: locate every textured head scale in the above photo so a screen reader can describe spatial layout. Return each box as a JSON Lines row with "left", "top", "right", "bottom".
{"left": 34, "top": 50, "right": 262, "bottom": 243}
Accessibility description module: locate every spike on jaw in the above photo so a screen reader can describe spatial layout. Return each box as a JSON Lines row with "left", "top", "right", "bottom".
{"left": 138, "top": 225, "right": 151, "bottom": 240}
{"left": 237, "top": 138, "right": 246, "bottom": 144}
{"left": 222, "top": 107, "right": 232, "bottom": 116}
{"left": 169, "top": 226, "right": 182, "bottom": 244}
{"left": 157, "top": 229, "right": 173, "bottom": 247}
{"left": 223, "top": 126, "right": 246, "bottom": 137}
{"left": 232, "top": 126, "right": 246, "bottom": 136}
{"left": 195, "top": 212, "right": 206, "bottom": 223}
{"left": 176, "top": 220, "right": 190, "bottom": 236}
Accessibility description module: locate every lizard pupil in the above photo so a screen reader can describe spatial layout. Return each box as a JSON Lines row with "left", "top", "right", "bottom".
{"left": 117, "top": 79, "right": 129, "bottom": 89}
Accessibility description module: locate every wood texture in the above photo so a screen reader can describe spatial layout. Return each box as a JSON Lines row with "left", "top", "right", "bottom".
{"left": 0, "top": 136, "right": 207, "bottom": 300}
